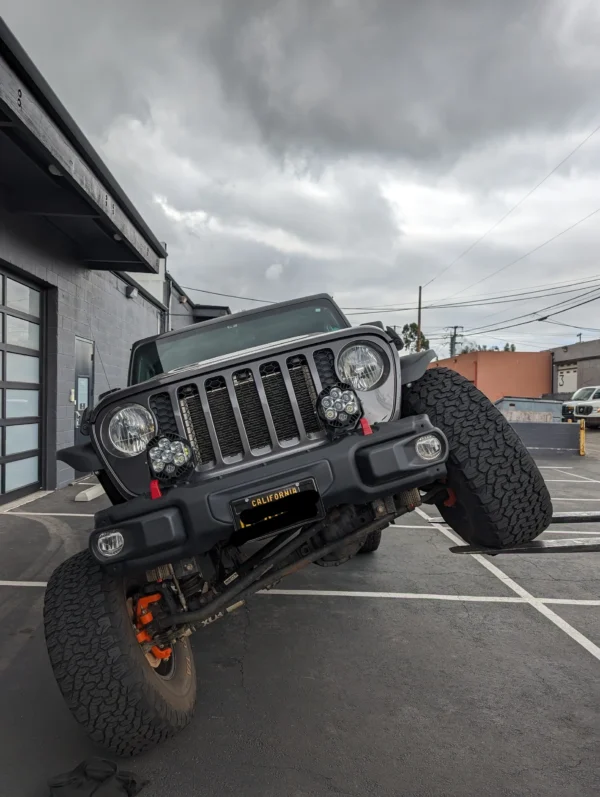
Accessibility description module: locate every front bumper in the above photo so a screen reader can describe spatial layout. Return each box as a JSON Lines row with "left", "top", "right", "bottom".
{"left": 91, "top": 414, "right": 448, "bottom": 571}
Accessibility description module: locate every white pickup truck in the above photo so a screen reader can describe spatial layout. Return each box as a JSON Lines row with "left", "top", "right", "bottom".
{"left": 562, "top": 386, "right": 600, "bottom": 427}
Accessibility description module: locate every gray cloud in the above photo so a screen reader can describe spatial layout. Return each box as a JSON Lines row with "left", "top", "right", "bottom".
{"left": 3, "top": 0, "right": 600, "bottom": 357}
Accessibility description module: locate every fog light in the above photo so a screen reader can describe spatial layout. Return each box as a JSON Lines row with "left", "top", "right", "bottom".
{"left": 415, "top": 434, "right": 443, "bottom": 461}
{"left": 96, "top": 530, "right": 125, "bottom": 558}
{"left": 146, "top": 433, "right": 194, "bottom": 482}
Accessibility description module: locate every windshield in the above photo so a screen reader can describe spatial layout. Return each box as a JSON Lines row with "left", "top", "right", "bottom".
{"left": 571, "top": 387, "right": 596, "bottom": 401}
{"left": 130, "top": 300, "right": 347, "bottom": 384}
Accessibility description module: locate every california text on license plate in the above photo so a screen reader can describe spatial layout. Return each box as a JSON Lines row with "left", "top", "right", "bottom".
{"left": 230, "top": 478, "right": 322, "bottom": 531}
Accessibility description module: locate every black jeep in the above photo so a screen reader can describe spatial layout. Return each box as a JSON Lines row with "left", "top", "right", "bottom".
{"left": 44, "top": 294, "right": 552, "bottom": 756}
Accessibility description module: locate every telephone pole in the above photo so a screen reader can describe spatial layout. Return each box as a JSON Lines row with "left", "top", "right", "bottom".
{"left": 577, "top": 333, "right": 582, "bottom": 343}
{"left": 449, "top": 325, "right": 464, "bottom": 357}
{"left": 416, "top": 286, "right": 422, "bottom": 352}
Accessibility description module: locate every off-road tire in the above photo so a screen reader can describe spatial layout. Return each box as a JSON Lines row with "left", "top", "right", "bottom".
{"left": 358, "top": 529, "right": 382, "bottom": 553}
{"left": 402, "top": 367, "right": 552, "bottom": 548}
{"left": 44, "top": 551, "right": 196, "bottom": 756}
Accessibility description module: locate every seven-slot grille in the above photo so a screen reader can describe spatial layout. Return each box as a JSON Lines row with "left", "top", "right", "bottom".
{"left": 176, "top": 351, "right": 329, "bottom": 466}
{"left": 577, "top": 405, "right": 593, "bottom": 416}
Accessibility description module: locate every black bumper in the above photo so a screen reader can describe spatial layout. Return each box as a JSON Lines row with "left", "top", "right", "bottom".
{"left": 91, "top": 415, "right": 448, "bottom": 571}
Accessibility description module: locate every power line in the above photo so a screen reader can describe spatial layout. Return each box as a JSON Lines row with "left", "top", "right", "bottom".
{"left": 461, "top": 289, "right": 600, "bottom": 337}
{"left": 344, "top": 273, "right": 600, "bottom": 310}
{"left": 180, "top": 285, "right": 275, "bottom": 304}
{"left": 342, "top": 280, "right": 600, "bottom": 316}
{"left": 462, "top": 286, "right": 600, "bottom": 335}
{"left": 544, "top": 319, "right": 600, "bottom": 333}
{"left": 443, "top": 205, "right": 600, "bottom": 300}
{"left": 344, "top": 278, "right": 600, "bottom": 315}
{"left": 422, "top": 119, "right": 600, "bottom": 289}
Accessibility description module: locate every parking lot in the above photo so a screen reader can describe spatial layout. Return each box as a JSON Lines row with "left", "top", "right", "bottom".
{"left": 1, "top": 438, "right": 599, "bottom": 796}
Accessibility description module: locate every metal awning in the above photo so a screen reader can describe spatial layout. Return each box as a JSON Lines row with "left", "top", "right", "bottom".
{"left": 0, "top": 19, "right": 165, "bottom": 273}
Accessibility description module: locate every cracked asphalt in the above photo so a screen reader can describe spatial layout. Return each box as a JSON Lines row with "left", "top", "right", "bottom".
{"left": 1, "top": 438, "right": 599, "bottom": 796}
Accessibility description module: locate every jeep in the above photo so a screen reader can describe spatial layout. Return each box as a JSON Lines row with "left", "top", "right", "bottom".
{"left": 44, "top": 294, "right": 552, "bottom": 756}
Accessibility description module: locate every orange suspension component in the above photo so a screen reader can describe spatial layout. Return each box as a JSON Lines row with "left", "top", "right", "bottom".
{"left": 444, "top": 487, "right": 457, "bottom": 508}
{"left": 134, "top": 593, "right": 172, "bottom": 660}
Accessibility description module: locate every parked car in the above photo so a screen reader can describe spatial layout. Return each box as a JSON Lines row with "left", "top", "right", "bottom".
{"left": 561, "top": 386, "right": 600, "bottom": 427}
{"left": 44, "top": 294, "right": 552, "bottom": 756}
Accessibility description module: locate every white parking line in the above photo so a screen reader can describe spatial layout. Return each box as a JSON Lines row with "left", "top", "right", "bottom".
{"left": 0, "top": 491, "right": 52, "bottom": 513}
{"left": 544, "top": 479, "right": 597, "bottom": 483}
{"left": 543, "top": 529, "right": 600, "bottom": 535}
{"left": 391, "top": 523, "right": 431, "bottom": 529}
{"left": 2, "top": 580, "right": 600, "bottom": 608}
{"left": 263, "top": 589, "right": 525, "bottom": 602}
{"left": 552, "top": 468, "right": 600, "bottom": 483}
{"left": 415, "top": 507, "right": 600, "bottom": 662}
{"left": 539, "top": 466, "right": 573, "bottom": 469}
{"left": 0, "top": 581, "right": 48, "bottom": 588}
{"left": 551, "top": 498, "right": 600, "bottom": 502}
{"left": 6, "top": 512, "right": 95, "bottom": 518}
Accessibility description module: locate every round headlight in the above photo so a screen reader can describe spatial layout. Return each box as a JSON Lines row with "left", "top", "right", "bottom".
{"left": 337, "top": 344, "right": 386, "bottom": 391}
{"left": 107, "top": 404, "right": 156, "bottom": 457}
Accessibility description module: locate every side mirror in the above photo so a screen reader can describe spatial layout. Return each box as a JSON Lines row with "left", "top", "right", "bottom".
{"left": 386, "top": 326, "right": 404, "bottom": 350}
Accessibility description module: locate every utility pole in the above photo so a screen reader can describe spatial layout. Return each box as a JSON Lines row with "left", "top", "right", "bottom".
{"left": 577, "top": 333, "right": 582, "bottom": 343}
{"left": 449, "top": 325, "right": 464, "bottom": 357}
{"left": 416, "top": 286, "right": 422, "bottom": 352}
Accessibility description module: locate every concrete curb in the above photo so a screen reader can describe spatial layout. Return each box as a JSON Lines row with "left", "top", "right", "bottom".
{"left": 74, "top": 484, "right": 105, "bottom": 502}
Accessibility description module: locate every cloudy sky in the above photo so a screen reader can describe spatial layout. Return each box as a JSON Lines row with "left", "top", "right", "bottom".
{"left": 4, "top": 0, "right": 600, "bottom": 355}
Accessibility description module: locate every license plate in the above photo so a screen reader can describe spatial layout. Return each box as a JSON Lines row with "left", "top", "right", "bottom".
{"left": 231, "top": 478, "right": 323, "bottom": 532}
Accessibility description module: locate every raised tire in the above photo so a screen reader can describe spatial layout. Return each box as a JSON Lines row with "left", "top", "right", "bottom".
{"left": 402, "top": 368, "right": 552, "bottom": 548}
{"left": 44, "top": 551, "right": 196, "bottom": 756}
{"left": 358, "top": 529, "right": 382, "bottom": 553}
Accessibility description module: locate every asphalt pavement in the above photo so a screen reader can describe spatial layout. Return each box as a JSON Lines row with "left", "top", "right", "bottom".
{"left": 1, "top": 441, "right": 599, "bottom": 797}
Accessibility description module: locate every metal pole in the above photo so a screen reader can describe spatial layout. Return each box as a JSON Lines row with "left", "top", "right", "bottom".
{"left": 416, "top": 286, "right": 422, "bottom": 352}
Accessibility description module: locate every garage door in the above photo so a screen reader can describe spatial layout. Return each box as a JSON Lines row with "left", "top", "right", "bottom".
{"left": 557, "top": 364, "right": 577, "bottom": 393}
{"left": 0, "top": 269, "right": 42, "bottom": 503}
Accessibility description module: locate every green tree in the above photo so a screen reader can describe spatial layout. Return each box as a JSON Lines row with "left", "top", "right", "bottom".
{"left": 401, "top": 322, "right": 429, "bottom": 353}
{"left": 460, "top": 341, "right": 516, "bottom": 354}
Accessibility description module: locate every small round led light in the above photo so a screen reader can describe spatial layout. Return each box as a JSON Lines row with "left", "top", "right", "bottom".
{"left": 334, "top": 400, "right": 344, "bottom": 411}
{"left": 415, "top": 434, "right": 443, "bottom": 462}
{"left": 96, "top": 530, "right": 125, "bottom": 558}
{"left": 345, "top": 402, "right": 357, "bottom": 414}
{"left": 152, "top": 459, "right": 165, "bottom": 473}
{"left": 330, "top": 387, "right": 342, "bottom": 400}
{"left": 173, "top": 452, "right": 187, "bottom": 466}
{"left": 322, "top": 396, "right": 333, "bottom": 409}
{"left": 158, "top": 438, "right": 171, "bottom": 450}
{"left": 339, "top": 412, "right": 348, "bottom": 422}
{"left": 160, "top": 450, "right": 174, "bottom": 463}
{"left": 165, "top": 463, "right": 176, "bottom": 475}
{"left": 324, "top": 408, "right": 337, "bottom": 421}
{"left": 341, "top": 391, "right": 353, "bottom": 403}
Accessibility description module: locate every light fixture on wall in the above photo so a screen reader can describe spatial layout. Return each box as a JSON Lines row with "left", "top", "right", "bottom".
{"left": 125, "top": 286, "right": 138, "bottom": 299}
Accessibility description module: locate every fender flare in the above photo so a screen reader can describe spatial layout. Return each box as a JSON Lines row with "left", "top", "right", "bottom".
{"left": 57, "top": 442, "right": 102, "bottom": 472}
{"left": 399, "top": 349, "right": 437, "bottom": 386}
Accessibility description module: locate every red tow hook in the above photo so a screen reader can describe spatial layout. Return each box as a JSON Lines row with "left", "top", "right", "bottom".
{"left": 149, "top": 479, "right": 162, "bottom": 500}
{"left": 359, "top": 417, "right": 373, "bottom": 435}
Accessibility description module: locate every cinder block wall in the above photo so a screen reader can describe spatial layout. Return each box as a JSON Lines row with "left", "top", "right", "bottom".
{"left": 0, "top": 202, "right": 163, "bottom": 488}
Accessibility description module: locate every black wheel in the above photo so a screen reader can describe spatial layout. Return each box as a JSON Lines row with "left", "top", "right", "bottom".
{"left": 402, "top": 368, "right": 552, "bottom": 548}
{"left": 358, "top": 529, "right": 382, "bottom": 553}
{"left": 44, "top": 551, "right": 196, "bottom": 756}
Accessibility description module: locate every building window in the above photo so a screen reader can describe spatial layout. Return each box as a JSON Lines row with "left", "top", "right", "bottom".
{"left": 0, "top": 269, "right": 43, "bottom": 501}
